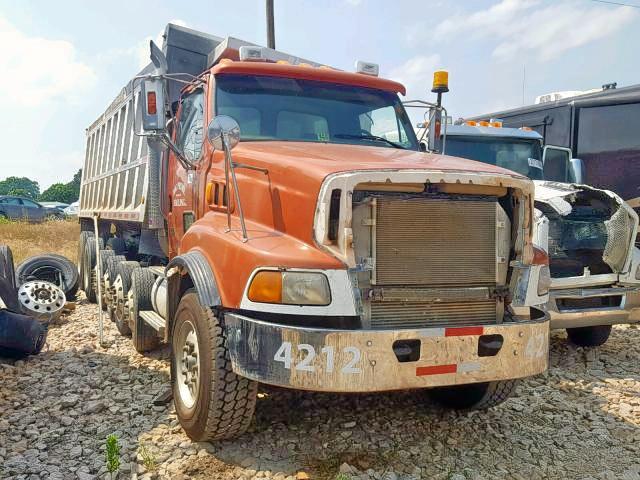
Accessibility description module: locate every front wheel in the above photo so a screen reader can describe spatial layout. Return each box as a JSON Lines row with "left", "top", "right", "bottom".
{"left": 429, "top": 380, "right": 518, "bottom": 410}
{"left": 566, "top": 325, "right": 612, "bottom": 347}
{"left": 171, "top": 290, "right": 258, "bottom": 441}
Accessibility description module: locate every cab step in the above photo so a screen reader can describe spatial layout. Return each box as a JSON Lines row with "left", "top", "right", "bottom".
{"left": 140, "top": 310, "right": 166, "bottom": 336}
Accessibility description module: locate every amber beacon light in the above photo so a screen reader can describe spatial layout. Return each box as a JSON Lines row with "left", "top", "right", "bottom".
{"left": 432, "top": 70, "right": 449, "bottom": 93}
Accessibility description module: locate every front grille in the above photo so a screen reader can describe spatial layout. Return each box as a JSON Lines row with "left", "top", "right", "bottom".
{"left": 374, "top": 197, "right": 497, "bottom": 286}
{"left": 370, "top": 299, "right": 497, "bottom": 329}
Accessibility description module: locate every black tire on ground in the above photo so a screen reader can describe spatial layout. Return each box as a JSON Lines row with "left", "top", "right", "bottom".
{"left": 16, "top": 254, "right": 79, "bottom": 299}
{"left": 566, "top": 325, "right": 612, "bottom": 347}
{"left": 110, "top": 261, "right": 140, "bottom": 336}
{"left": 81, "top": 237, "right": 104, "bottom": 303}
{"left": 106, "top": 237, "right": 127, "bottom": 255}
{"left": 0, "top": 245, "right": 17, "bottom": 293}
{"left": 0, "top": 245, "right": 19, "bottom": 311}
{"left": 171, "top": 290, "right": 258, "bottom": 441}
{"left": 77, "top": 231, "right": 94, "bottom": 288}
{"left": 130, "top": 268, "right": 160, "bottom": 353}
{"left": 429, "top": 380, "right": 518, "bottom": 410}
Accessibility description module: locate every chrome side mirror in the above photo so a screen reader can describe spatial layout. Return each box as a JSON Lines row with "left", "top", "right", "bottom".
{"left": 207, "top": 115, "right": 240, "bottom": 151}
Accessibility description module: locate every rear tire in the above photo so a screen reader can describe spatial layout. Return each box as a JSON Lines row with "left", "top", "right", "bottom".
{"left": 106, "top": 237, "right": 127, "bottom": 255}
{"left": 566, "top": 325, "right": 612, "bottom": 347}
{"left": 429, "top": 380, "right": 518, "bottom": 410}
{"left": 130, "top": 268, "right": 160, "bottom": 353}
{"left": 171, "top": 290, "right": 257, "bottom": 441}
{"left": 111, "top": 261, "right": 139, "bottom": 336}
{"left": 81, "top": 237, "right": 104, "bottom": 303}
{"left": 77, "top": 231, "right": 94, "bottom": 288}
{"left": 104, "top": 255, "right": 126, "bottom": 314}
{"left": 98, "top": 250, "right": 115, "bottom": 310}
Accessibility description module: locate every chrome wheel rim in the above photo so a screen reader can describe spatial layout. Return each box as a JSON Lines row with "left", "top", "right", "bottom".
{"left": 176, "top": 320, "right": 200, "bottom": 409}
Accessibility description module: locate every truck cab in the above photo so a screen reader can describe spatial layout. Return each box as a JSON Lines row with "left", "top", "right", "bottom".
{"left": 430, "top": 122, "right": 640, "bottom": 347}
{"left": 78, "top": 25, "right": 551, "bottom": 442}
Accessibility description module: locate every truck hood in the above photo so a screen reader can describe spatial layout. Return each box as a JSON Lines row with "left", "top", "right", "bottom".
{"left": 532, "top": 180, "right": 639, "bottom": 281}
{"left": 234, "top": 141, "right": 529, "bottom": 180}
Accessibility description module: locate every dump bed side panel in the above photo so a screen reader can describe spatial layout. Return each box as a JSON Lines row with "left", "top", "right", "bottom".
{"left": 80, "top": 82, "right": 150, "bottom": 223}
{"left": 79, "top": 24, "right": 223, "bottom": 224}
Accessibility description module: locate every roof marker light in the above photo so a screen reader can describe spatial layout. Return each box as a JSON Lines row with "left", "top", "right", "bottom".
{"left": 478, "top": 121, "right": 490, "bottom": 127}
{"left": 465, "top": 120, "right": 478, "bottom": 126}
{"left": 520, "top": 126, "right": 533, "bottom": 131}
{"left": 355, "top": 60, "right": 379, "bottom": 76}
{"left": 490, "top": 121, "right": 503, "bottom": 127}
{"left": 239, "top": 45, "right": 266, "bottom": 62}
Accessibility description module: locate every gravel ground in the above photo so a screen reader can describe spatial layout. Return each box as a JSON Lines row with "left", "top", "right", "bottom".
{"left": 1, "top": 300, "right": 640, "bottom": 480}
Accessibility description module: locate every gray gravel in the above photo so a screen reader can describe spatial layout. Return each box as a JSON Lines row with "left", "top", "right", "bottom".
{"left": 1, "top": 299, "right": 640, "bottom": 480}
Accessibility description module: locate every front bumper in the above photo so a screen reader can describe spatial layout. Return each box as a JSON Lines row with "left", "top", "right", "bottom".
{"left": 223, "top": 312, "right": 550, "bottom": 393}
{"left": 547, "top": 286, "right": 640, "bottom": 329}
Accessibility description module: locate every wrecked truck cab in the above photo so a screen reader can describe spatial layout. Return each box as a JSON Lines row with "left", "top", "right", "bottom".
{"left": 433, "top": 122, "right": 640, "bottom": 346}
{"left": 532, "top": 180, "right": 640, "bottom": 332}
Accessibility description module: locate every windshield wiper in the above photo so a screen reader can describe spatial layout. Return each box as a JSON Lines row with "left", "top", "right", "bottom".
{"left": 333, "top": 134, "right": 406, "bottom": 149}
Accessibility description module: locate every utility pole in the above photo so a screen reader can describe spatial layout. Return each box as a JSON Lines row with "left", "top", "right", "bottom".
{"left": 266, "top": 0, "right": 276, "bottom": 49}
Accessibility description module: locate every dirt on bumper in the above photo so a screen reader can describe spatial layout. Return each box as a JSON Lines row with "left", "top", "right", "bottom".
{"left": 224, "top": 312, "right": 550, "bottom": 393}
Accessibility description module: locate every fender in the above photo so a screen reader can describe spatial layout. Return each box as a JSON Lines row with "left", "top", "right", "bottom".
{"left": 165, "top": 250, "right": 221, "bottom": 339}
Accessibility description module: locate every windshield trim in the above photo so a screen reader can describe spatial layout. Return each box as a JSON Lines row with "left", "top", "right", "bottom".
{"left": 213, "top": 74, "right": 420, "bottom": 151}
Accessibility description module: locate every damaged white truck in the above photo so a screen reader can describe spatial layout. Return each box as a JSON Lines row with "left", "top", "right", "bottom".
{"left": 420, "top": 119, "right": 640, "bottom": 346}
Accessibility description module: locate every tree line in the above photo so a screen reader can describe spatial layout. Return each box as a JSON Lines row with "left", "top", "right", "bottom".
{"left": 0, "top": 169, "right": 82, "bottom": 204}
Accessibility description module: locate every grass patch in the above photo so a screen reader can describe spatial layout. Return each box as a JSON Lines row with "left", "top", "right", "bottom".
{"left": 0, "top": 219, "right": 79, "bottom": 264}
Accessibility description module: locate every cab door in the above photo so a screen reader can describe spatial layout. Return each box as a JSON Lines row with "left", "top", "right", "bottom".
{"left": 166, "top": 88, "right": 206, "bottom": 255}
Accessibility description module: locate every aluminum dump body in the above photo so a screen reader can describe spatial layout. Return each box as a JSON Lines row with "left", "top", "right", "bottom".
{"left": 79, "top": 24, "right": 223, "bottom": 225}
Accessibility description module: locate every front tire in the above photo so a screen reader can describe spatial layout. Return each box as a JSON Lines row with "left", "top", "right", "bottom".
{"left": 429, "top": 380, "right": 518, "bottom": 410}
{"left": 566, "top": 325, "right": 612, "bottom": 347}
{"left": 172, "top": 290, "right": 257, "bottom": 441}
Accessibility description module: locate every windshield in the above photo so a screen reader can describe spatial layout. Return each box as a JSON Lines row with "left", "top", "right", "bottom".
{"left": 445, "top": 136, "right": 544, "bottom": 180}
{"left": 215, "top": 74, "right": 419, "bottom": 150}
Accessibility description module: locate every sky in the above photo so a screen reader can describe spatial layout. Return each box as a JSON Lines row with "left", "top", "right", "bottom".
{"left": 0, "top": 0, "right": 638, "bottom": 190}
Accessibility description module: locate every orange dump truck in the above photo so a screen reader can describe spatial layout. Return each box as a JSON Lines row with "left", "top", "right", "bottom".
{"left": 78, "top": 24, "right": 551, "bottom": 441}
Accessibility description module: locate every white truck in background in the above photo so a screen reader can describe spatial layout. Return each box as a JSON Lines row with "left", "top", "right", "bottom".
{"left": 414, "top": 116, "right": 640, "bottom": 346}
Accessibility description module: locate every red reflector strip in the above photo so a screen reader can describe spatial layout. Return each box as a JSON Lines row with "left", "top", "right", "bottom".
{"left": 445, "top": 326, "right": 484, "bottom": 336}
{"left": 416, "top": 364, "right": 457, "bottom": 376}
{"left": 147, "top": 91, "right": 157, "bottom": 115}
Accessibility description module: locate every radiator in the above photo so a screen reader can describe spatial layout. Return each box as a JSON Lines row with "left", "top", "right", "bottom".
{"left": 374, "top": 197, "right": 497, "bottom": 287}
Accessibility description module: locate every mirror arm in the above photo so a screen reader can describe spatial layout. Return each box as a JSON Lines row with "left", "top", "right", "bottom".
{"left": 159, "top": 133, "right": 196, "bottom": 170}
{"left": 224, "top": 135, "right": 249, "bottom": 242}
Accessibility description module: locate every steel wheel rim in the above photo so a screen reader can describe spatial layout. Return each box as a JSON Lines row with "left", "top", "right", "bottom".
{"left": 176, "top": 320, "right": 200, "bottom": 409}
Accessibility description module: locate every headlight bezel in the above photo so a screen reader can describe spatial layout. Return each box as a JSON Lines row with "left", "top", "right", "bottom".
{"left": 247, "top": 270, "right": 332, "bottom": 306}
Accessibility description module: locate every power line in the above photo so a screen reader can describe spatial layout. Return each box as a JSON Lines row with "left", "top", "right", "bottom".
{"left": 588, "top": 0, "right": 640, "bottom": 8}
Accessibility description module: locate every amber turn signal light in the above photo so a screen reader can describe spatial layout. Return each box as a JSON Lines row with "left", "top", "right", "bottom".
{"left": 248, "top": 271, "right": 282, "bottom": 303}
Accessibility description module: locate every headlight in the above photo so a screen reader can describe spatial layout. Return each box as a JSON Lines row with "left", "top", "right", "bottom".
{"left": 248, "top": 270, "right": 331, "bottom": 306}
{"left": 537, "top": 265, "right": 551, "bottom": 296}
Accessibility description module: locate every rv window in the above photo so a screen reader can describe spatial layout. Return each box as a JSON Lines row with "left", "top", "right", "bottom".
{"left": 577, "top": 103, "right": 640, "bottom": 154}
